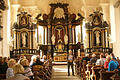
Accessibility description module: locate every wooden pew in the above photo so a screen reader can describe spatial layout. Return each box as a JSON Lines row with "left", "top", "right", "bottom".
{"left": 99, "top": 68, "right": 118, "bottom": 80}
{"left": 0, "top": 74, "right": 6, "bottom": 79}
{"left": 111, "top": 71, "right": 120, "bottom": 80}
{"left": 75, "top": 57, "right": 82, "bottom": 76}
{"left": 85, "top": 61, "right": 93, "bottom": 80}
{"left": 32, "top": 60, "right": 52, "bottom": 80}
{"left": 81, "top": 60, "right": 87, "bottom": 80}
{"left": 32, "top": 65, "right": 50, "bottom": 80}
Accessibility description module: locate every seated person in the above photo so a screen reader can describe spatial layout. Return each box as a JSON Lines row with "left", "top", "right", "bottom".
{"left": 90, "top": 54, "right": 97, "bottom": 64}
{"left": 108, "top": 56, "right": 119, "bottom": 71}
{"left": 41, "top": 55, "right": 47, "bottom": 63}
{"left": 21, "top": 59, "right": 33, "bottom": 79}
{"left": 18, "top": 55, "right": 26, "bottom": 64}
{"left": 0, "top": 57, "right": 8, "bottom": 74}
{"left": 82, "top": 54, "right": 90, "bottom": 62}
{"left": 31, "top": 58, "right": 44, "bottom": 67}
{"left": 6, "top": 59, "right": 16, "bottom": 79}
{"left": 6, "top": 64, "right": 30, "bottom": 80}
{"left": 104, "top": 55, "right": 111, "bottom": 68}
{"left": 96, "top": 54, "right": 106, "bottom": 65}
{"left": 29, "top": 55, "right": 37, "bottom": 66}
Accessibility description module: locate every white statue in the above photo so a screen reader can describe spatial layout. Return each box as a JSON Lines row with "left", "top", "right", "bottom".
{"left": 22, "top": 32, "right": 26, "bottom": 47}
{"left": 64, "top": 34, "right": 68, "bottom": 45}
{"left": 51, "top": 34, "right": 55, "bottom": 45}
{"left": 95, "top": 31, "right": 100, "bottom": 45}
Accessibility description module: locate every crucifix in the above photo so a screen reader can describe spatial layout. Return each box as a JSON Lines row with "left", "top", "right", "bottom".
{"left": 57, "top": 28, "right": 62, "bottom": 39}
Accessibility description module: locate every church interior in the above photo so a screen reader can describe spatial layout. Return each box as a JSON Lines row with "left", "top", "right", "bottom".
{"left": 0, "top": 0, "right": 120, "bottom": 80}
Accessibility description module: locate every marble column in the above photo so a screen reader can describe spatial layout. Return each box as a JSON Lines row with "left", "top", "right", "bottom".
{"left": 102, "top": 30, "right": 104, "bottom": 48}
{"left": 68, "top": 24, "right": 72, "bottom": 44}
{"left": 105, "top": 29, "right": 108, "bottom": 47}
{"left": 80, "top": 24, "right": 83, "bottom": 43}
{"left": 90, "top": 30, "right": 92, "bottom": 48}
{"left": 72, "top": 26, "right": 75, "bottom": 44}
{"left": 45, "top": 27, "right": 47, "bottom": 45}
{"left": 48, "top": 25, "right": 51, "bottom": 45}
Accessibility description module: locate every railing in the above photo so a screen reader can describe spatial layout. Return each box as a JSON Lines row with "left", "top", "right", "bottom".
{"left": 12, "top": 49, "right": 37, "bottom": 54}
{"left": 85, "top": 47, "right": 113, "bottom": 53}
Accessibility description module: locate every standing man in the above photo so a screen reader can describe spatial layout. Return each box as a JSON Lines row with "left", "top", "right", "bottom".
{"left": 67, "top": 50, "right": 74, "bottom": 76}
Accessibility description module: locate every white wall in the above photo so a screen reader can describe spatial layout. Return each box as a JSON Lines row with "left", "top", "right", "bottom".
{"left": 113, "top": 6, "right": 120, "bottom": 57}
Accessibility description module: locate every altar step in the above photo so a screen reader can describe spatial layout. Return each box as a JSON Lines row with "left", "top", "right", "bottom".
{"left": 52, "top": 61, "right": 67, "bottom": 65}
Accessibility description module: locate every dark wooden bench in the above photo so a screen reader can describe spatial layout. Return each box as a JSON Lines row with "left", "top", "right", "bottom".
{"left": 32, "top": 65, "right": 50, "bottom": 80}
{"left": 0, "top": 74, "right": 6, "bottom": 79}
{"left": 99, "top": 69, "right": 118, "bottom": 80}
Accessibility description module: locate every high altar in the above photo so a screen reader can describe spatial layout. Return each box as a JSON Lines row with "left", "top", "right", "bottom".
{"left": 36, "top": 3, "right": 84, "bottom": 61}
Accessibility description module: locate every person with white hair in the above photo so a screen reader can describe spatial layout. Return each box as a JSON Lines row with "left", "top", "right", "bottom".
{"left": 90, "top": 54, "right": 97, "bottom": 64}
{"left": 67, "top": 50, "right": 74, "bottom": 76}
{"left": 82, "top": 53, "right": 90, "bottom": 62}
{"left": 29, "top": 55, "right": 37, "bottom": 66}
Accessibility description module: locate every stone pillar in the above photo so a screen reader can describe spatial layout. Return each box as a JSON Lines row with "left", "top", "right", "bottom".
{"left": 2, "top": 9, "right": 10, "bottom": 57}
{"left": 112, "top": 0, "right": 120, "bottom": 57}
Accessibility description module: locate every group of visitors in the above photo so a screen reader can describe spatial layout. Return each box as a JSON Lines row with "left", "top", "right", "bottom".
{"left": 0, "top": 54, "right": 48, "bottom": 80}
{"left": 82, "top": 53, "right": 120, "bottom": 71}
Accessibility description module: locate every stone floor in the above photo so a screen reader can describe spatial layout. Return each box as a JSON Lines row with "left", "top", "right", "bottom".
{"left": 51, "top": 65, "right": 80, "bottom": 80}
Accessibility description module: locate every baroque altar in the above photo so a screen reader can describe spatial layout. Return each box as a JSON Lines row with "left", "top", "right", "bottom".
{"left": 85, "top": 11, "right": 112, "bottom": 54}
{"left": 12, "top": 12, "right": 37, "bottom": 55}
{"left": 36, "top": 3, "right": 84, "bottom": 61}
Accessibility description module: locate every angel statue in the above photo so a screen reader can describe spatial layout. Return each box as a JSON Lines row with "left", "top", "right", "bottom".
{"left": 64, "top": 34, "right": 68, "bottom": 45}
{"left": 51, "top": 34, "right": 55, "bottom": 45}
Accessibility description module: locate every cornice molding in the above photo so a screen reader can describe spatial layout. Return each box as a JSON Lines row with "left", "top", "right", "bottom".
{"left": 114, "top": 0, "right": 120, "bottom": 8}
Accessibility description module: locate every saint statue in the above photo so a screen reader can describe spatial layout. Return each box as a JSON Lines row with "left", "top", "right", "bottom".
{"left": 22, "top": 32, "right": 27, "bottom": 47}
{"left": 95, "top": 31, "right": 100, "bottom": 46}
{"left": 64, "top": 34, "right": 68, "bottom": 45}
{"left": 51, "top": 34, "right": 55, "bottom": 45}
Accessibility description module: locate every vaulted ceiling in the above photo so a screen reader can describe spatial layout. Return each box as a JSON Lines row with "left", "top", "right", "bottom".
{"left": 10, "top": 0, "right": 110, "bottom": 21}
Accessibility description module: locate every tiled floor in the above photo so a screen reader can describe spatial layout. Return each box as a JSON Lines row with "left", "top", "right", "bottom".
{"left": 51, "top": 65, "right": 80, "bottom": 80}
